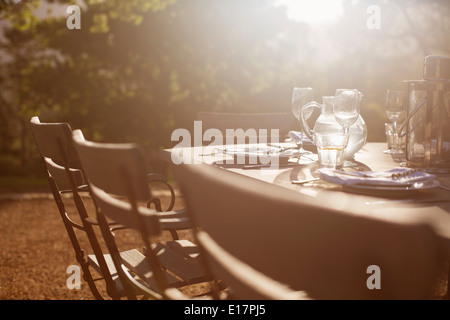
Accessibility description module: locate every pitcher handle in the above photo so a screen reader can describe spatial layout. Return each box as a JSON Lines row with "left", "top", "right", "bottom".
{"left": 398, "top": 98, "right": 427, "bottom": 138}
{"left": 301, "top": 101, "right": 321, "bottom": 142}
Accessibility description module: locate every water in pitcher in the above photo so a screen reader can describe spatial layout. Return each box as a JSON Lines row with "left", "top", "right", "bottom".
{"left": 301, "top": 95, "right": 367, "bottom": 161}
{"left": 345, "top": 117, "right": 368, "bottom": 159}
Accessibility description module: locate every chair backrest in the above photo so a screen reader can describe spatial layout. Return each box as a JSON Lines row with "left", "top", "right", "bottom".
{"left": 30, "top": 117, "right": 79, "bottom": 165}
{"left": 174, "top": 163, "right": 442, "bottom": 300}
{"left": 30, "top": 116, "right": 83, "bottom": 188}
{"left": 71, "top": 130, "right": 151, "bottom": 203}
{"left": 196, "top": 112, "right": 294, "bottom": 142}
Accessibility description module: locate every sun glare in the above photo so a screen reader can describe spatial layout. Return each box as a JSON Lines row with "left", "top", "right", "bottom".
{"left": 274, "top": 0, "right": 344, "bottom": 25}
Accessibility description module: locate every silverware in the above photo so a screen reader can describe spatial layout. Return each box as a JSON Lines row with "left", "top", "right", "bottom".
{"left": 242, "top": 163, "right": 300, "bottom": 169}
{"left": 390, "top": 169, "right": 418, "bottom": 179}
{"left": 333, "top": 169, "right": 419, "bottom": 180}
{"left": 266, "top": 143, "right": 299, "bottom": 152}
{"left": 440, "top": 185, "right": 450, "bottom": 191}
{"left": 291, "top": 177, "right": 320, "bottom": 184}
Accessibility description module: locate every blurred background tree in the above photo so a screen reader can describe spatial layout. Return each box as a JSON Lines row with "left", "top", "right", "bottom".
{"left": 0, "top": 0, "right": 448, "bottom": 182}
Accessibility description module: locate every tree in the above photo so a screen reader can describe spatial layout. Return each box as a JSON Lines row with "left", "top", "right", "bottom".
{"left": 0, "top": 0, "right": 448, "bottom": 177}
{"left": 0, "top": 0, "right": 307, "bottom": 175}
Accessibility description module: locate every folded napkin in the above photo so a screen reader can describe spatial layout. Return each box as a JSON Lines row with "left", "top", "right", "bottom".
{"left": 318, "top": 168, "right": 436, "bottom": 186}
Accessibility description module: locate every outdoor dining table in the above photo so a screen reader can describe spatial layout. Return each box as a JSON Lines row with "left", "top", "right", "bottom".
{"left": 161, "top": 141, "right": 450, "bottom": 296}
{"left": 162, "top": 141, "right": 450, "bottom": 243}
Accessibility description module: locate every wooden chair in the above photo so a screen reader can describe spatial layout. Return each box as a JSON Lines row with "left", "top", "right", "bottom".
{"left": 196, "top": 112, "right": 294, "bottom": 144}
{"left": 30, "top": 116, "right": 127, "bottom": 299}
{"left": 71, "top": 130, "right": 213, "bottom": 300}
{"left": 174, "top": 163, "right": 444, "bottom": 300}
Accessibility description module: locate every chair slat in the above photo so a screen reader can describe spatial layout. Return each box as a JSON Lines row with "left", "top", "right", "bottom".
{"left": 119, "top": 249, "right": 182, "bottom": 289}
{"left": 72, "top": 131, "right": 150, "bottom": 202}
{"left": 88, "top": 250, "right": 182, "bottom": 296}
{"left": 166, "top": 239, "right": 201, "bottom": 260}
{"left": 44, "top": 157, "right": 84, "bottom": 188}
{"left": 152, "top": 243, "right": 209, "bottom": 284}
{"left": 90, "top": 185, "right": 160, "bottom": 237}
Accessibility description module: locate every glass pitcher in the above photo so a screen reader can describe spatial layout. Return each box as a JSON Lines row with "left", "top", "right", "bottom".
{"left": 400, "top": 80, "right": 450, "bottom": 172}
{"left": 301, "top": 96, "right": 367, "bottom": 160}
{"left": 398, "top": 55, "right": 450, "bottom": 172}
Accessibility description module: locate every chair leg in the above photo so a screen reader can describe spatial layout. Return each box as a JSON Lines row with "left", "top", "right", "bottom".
{"left": 48, "top": 176, "right": 121, "bottom": 300}
{"left": 72, "top": 192, "right": 122, "bottom": 299}
{"left": 80, "top": 262, "right": 105, "bottom": 300}
{"left": 169, "top": 230, "right": 179, "bottom": 240}
{"left": 96, "top": 211, "right": 138, "bottom": 300}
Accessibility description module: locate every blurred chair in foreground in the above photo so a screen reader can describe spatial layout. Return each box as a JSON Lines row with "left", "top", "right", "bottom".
{"left": 174, "top": 163, "right": 444, "bottom": 299}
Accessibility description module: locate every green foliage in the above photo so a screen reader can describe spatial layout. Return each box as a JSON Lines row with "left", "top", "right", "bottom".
{"left": 87, "top": 0, "right": 177, "bottom": 25}
{"left": 0, "top": 0, "right": 449, "bottom": 179}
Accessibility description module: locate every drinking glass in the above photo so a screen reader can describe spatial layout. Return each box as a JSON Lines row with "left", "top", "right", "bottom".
{"left": 291, "top": 87, "right": 314, "bottom": 150}
{"left": 385, "top": 90, "right": 407, "bottom": 154}
{"left": 333, "top": 89, "right": 362, "bottom": 167}
{"left": 333, "top": 89, "right": 360, "bottom": 136}
{"left": 315, "top": 132, "right": 348, "bottom": 169}
{"left": 383, "top": 122, "right": 406, "bottom": 154}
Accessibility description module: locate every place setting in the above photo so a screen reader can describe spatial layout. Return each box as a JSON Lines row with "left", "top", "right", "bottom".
{"left": 287, "top": 86, "right": 447, "bottom": 196}
{"left": 318, "top": 167, "right": 441, "bottom": 196}
{"left": 208, "top": 90, "right": 324, "bottom": 168}
{"left": 287, "top": 88, "right": 368, "bottom": 185}
{"left": 208, "top": 144, "right": 312, "bottom": 169}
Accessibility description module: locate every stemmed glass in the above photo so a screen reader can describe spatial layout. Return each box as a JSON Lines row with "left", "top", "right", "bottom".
{"left": 291, "top": 87, "right": 314, "bottom": 151}
{"left": 333, "top": 89, "right": 361, "bottom": 166}
{"left": 334, "top": 89, "right": 360, "bottom": 135}
{"left": 385, "top": 90, "right": 407, "bottom": 154}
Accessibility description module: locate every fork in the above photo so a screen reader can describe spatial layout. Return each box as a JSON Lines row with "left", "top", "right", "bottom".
{"left": 390, "top": 169, "right": 418, "bottom": 179}
{"left": 335, "top": 169, "right": 419, "bottom": 180}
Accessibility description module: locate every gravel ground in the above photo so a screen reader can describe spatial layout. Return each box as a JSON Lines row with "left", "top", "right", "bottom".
{"left": 0, "top": 192, "right": 210, "bottom": 300}
{"left": 0, "top": 192, "right": 448, "bottom": 300}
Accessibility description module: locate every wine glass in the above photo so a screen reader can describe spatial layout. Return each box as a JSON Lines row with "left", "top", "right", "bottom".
{"left": 333, "top": 89, "right": 360, "bottom": 136}
{"left": 385, "top": 90, "right": 407, "bottom": 154}
{"left": 291, "top": 87, "right": 314, "bottom": 151}
{"left": 333, "top": 89, "right": 362, "bottom": 167}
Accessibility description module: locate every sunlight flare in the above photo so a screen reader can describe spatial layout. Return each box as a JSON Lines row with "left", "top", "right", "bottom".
{"left": 274, "top": 0, "right": 344, "bottom": 24}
